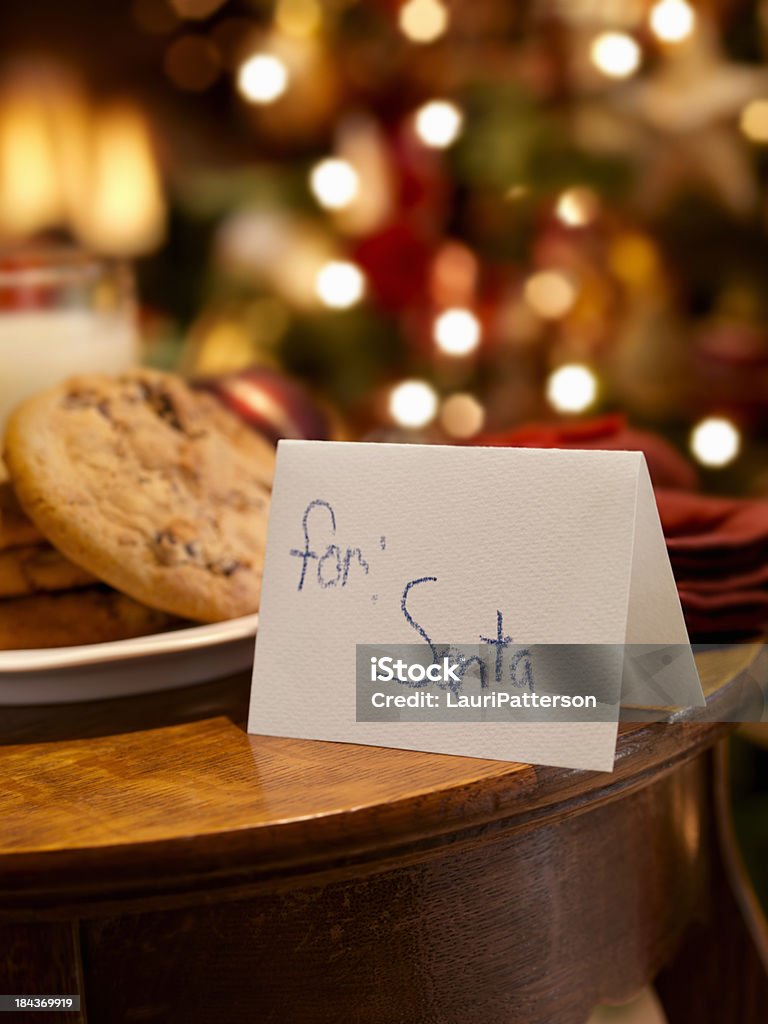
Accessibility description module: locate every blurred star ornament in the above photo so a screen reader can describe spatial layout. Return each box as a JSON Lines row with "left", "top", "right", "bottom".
{"left": 215, "top": 210, "right": 335, "bottom": 310}
{"left": 600, "top": 17, "right": 768, "bottom": 213}
{"left": 329, "top": 114, "right": 395, "bottom": 236}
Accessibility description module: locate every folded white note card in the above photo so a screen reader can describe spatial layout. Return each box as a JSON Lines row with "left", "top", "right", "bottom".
{"left": 248, "top": 441, "right": 703, "bottom": 771}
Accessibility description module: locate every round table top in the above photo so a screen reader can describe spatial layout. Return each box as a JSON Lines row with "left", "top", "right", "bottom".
{"left": 0, "top": 644, "right": 764, "bottom": 909}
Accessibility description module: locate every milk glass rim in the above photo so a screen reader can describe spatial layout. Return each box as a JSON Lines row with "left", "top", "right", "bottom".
{"left": 0, "top": 248, "right": 131, "bottom": 288}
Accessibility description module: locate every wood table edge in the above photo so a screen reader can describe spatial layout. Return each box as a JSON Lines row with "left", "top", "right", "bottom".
{"left": 0, "top": 644, "right": 761, "bottom": 912}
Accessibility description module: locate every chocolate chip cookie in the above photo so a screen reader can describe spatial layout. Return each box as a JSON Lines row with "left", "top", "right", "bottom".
{"left": 4, "top": 369, "right": 276, "bottom": 622}
{"left": 0, "top": 544, "right": 95, "bottom": 598}
{"left": 0, "top": 482, "right": 43, "bottom": 550}
{"left": 0, "top": 587, "right": 177, "bottom": 649}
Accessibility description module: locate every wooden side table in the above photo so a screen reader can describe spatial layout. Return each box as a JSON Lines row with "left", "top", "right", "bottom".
{"left": 1, "top": 646, "right": 767, "bottom": 1023}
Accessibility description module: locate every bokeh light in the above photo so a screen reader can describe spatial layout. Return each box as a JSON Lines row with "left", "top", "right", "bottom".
{"left": 398, "top": 0, "right": 449, "bottom": 44}
{"left": 276, "top": 0, "right": 322, "bottom": 38}
{"left": 315, "top": 260, "right": 365, "bottom": 308}
{"left": 237, "top": 54, "right": 289, "bottom": 105}
{"left": 524, "top": 270, "right": 577, "bottom": 319}
{"left": 609, "top": 232, "right": 659, "bottom": 287}
{"left": 440, "top": 393, "right": 485, "bottom": 438}
{"left": 690, "top": 417, "right": 741, "bottom": 467}
{"left": 310, "top": 158, "right": 359, "bottom": 210}
{"left": 649, "top": 0, "right": 695, "bottom": 43}
{"left": 433, "top": 308, "right": 481, "bottom": 356}
{"left": 430, "top": 241, "right": 479, "bottom": 306}
{"left": 414, "top": 100, "right": 463, "bottom": 148}
{"left": 555, "top": 187, "right": 599, "bottom": 228}
{"left": 74, "top": 103, "right": 166, "bottom": 255}
{"left": 740, "top": 99, "right": 768, "bottom": 143}
{"left": 389, "top": 379, "right": 438, "bottom": 428}
{"left": 590, "top": 32, "right": 641, "bottom": 79}
{"left": 546, "top": 364, "right": 598, "bottom": 413}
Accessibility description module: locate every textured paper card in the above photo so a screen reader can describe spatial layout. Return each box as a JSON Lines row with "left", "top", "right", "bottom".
{"left": 248, "top": 441, "right": 703, "bottom": 771}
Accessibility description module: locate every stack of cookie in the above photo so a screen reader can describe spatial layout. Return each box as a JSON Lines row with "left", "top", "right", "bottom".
{"left": 0, "top": 480, "right": 176, "bottom": 648}
{"left": 0, "top": 369, "right": 276, "bottom": 650}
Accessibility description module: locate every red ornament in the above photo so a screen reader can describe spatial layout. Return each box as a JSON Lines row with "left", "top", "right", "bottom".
{"left": 200, "top": 367, "right": 332, "bottom": 446}
{"left": 351, "top": 126, "right": 449, "bottom": 313}
{"left": 353, "top": 221, "right": 435, "bottom": 312}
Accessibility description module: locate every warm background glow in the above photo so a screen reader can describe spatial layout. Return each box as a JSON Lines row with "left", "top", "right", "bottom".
{"left": 0, "top": 0, "right": 765, "bottom": 485}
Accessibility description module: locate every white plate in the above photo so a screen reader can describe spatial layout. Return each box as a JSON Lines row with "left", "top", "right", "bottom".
{"left": 0, "top": 614, "right": 258, "bottom": 705}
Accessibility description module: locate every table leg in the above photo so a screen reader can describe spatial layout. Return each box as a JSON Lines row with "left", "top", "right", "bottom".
{"left": 0, "top": 921, "right": 84, "bottom": 1024}
{"left": 656, "top": 743, "right": 768, "bottom": 1023}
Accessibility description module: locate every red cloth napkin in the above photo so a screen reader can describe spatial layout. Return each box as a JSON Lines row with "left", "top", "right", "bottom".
{"left": 475, "top": 414, "right": 699, "bottom": 491}
{"left": 655, "top": 488, "right": 768, "bottom": 640}
{"left": 472, "top": 417, "right": 768, "bottom": 642}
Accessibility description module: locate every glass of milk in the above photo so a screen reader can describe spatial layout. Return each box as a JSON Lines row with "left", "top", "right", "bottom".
{"left": 0, "top": 248, "right": 139, "bottom": 439}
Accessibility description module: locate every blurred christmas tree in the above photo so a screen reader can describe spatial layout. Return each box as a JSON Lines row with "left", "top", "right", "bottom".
{"left": 7, "top": 0, "right": 768, "bottom": 492}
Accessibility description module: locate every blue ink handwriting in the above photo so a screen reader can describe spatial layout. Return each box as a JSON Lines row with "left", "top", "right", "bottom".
{"left": 401, "top": 576, "right": 534, "bottom": 695}
{"left": 290, "top": 499, "right": 371, "bottom": 591}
